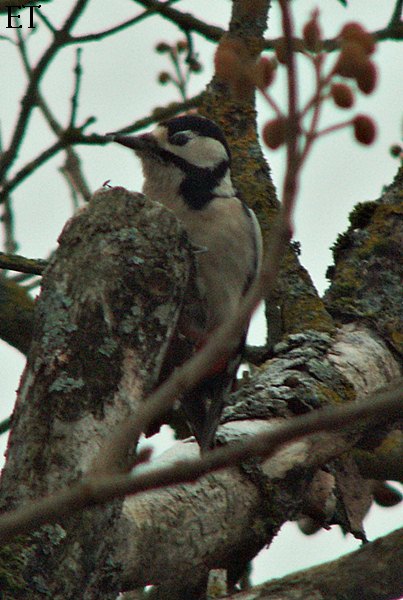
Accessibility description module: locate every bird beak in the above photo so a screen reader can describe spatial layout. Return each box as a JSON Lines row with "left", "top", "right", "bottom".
{"left": 106, "top": 132, "right": 157, "bottom": 153}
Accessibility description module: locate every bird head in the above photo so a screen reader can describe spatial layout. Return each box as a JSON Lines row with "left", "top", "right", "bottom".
{"left": 108, "top": 115, "right": 234, "bottom": 209}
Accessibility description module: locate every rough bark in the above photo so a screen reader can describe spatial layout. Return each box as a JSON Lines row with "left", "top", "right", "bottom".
{"left": 115, "top": 321, "right": 400, "bottom": 595}
{"left": 0, "top": 186, "right": 194, "bottom": 599}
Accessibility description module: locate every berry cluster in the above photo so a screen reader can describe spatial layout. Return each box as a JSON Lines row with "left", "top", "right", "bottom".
{"left": 215, "top": 10, "right": 378, "bottom": 153}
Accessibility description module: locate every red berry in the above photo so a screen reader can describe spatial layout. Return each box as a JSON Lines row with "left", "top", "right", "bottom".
{"left": 356, "top": 61, "right": 377, "bottom": 94}
{"left": 340, "top": 22, "right": 375, "bottom": 55}
{"left": 262, "top": 118, "right": 287, "bottom": 149}
{"left": 254, "top": 57, "right": 277, "bottom": 90}
{"left": 331, "top": 83, "right": 355, "bottom": 108}
{"left": 353, "top": 115, "right": 377, "bottom": 145}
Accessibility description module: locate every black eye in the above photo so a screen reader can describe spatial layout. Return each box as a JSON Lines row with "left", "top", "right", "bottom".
{"left": 170, "top": 132, "right": 190, "bottom": 146}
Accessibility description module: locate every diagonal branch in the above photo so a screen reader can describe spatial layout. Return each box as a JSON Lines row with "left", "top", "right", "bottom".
{"left": 389, "top": 0, "right": 403, "bottom": 27}
{"left": 132, "top": 0, "right": 402, "bottom": 51}
{"left": 0, "top": 381, "right": 400, "bottom": 542}
{"left": 1, "top": 140, "right": 65, "bottom": 198}
{"left": 0, "top": 252, "right": 47, "bottom": 274}
{"left": 133, "top": 0, "right": 223, "bottom": 41}
{"left": 72, "top": 0, "right": 182, "bottom": 43}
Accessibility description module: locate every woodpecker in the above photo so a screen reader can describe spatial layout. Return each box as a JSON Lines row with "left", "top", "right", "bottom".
{"left": 110, "top": 115, "right": 262, "bottom": 449}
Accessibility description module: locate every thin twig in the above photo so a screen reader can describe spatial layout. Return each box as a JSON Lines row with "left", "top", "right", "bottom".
{"left": 69, "top": 48, "right": 83, "bottom": 127}
{"left": 14, "top": 29, "right": 92, "bottom": 204}
{"left": 0, "top": 94, "right": 202, "bottom": 202}
{"left": 260, "top": 89, "right": 282, "bottom": 118}
{"left": 315, "top": 119, "right": 354, "bottom": 138}
{"left": 1, "top": 205, "right": 16, "bottom": 254}
{"left": 1, "top": 194, "right": 18, "bottom": 255}
{"left": 72, "top": 0, "right": 181, "bottom": 43}
{"left": 278, "top": 0, "right": 299, "bottom": 227}
{"left": 126, "top": 0, "right": 403, "bottom": 51}
{"left": 133, "top": 0, "right": 223, "bottom": 41}
{"left": 0, "top": 381, "right": 400, "bottom": 543}
{"left": 299, "top": 56, "right": 327, "bottom": 165}
{"left": 0, "top": 0, "right": 91, "bottom": 183}
{"left": 1, "top": 140, "right": 65, "bottom": 198}
{"left": 70, "top": 14, "right": 149, "bottom": 43}
{"left": 389, "top": 0, "right": 402, "bottom": 27}
{"left": 134, "top": 0, "right": 403, "bottom": 49}
{"left": 106, "top": 93, "right": 203, "bottom": 135}
{"left": 35, "top": 6, "right": 56, "bottom": 33}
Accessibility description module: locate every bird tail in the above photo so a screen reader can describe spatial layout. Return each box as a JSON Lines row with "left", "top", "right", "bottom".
{"left": 181, "top": 338, "right": 245, "bottom": 451}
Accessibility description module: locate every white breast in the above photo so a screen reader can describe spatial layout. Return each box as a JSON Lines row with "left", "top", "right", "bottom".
{"left": 176, "top": 196, "right": 261, "bottom": 332}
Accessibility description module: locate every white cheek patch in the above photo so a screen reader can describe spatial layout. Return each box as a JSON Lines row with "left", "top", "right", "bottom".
{"left": 168, "top": 136, "right": 228, "bottom": 168}
{"left": 212, "top": 170, "right": 235, "bottom": 198}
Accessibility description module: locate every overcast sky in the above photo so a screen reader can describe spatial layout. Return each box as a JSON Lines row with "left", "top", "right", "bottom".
{"left": 0, "top": 0, "right": 402, "bottom": 586}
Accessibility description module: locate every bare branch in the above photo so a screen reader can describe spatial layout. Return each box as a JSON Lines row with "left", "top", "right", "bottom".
{"left": 69, "top": 47, "right": 83, "bottom": 127}
{"left": 70, "top": 13, "right": 150, "bottom": 44}
{"left": 278, "top": 0, "right": 299, "bottom": 228}
{"left": 133, "top": 0, "right": 223, "bottom": 42}
{"left": 1, "top": 140, "right": 65, "bottom": 198}
{"left": 11, "top": 11, "right": 202, "bottom": 186}
{"left": 35, "top": 5, "right": 57, "bottom": 33}
{"left": 0, "top": 0, "right": 91, "bottom": 182}
{"left": 110, "top": 93, "right": 203, "bottom": 135}
{"left": 15, "top": 30, "right": 92, "bottom": 204}
{"left": 0, "top": 252, "right": 47, "bottom": 275}
{"left": 129, "top": 0, "right": 403, "bottom": 51}
{"left": 0, "top": 91, "right": 202, "bottom": 202}
{"left": 389, "top": 0, "right": 403, "bottom": 26}
{"left": 1, "top": 194, "right": 18, "bottom": 254}
{"left": 72, "top": 0, "right": 181, "bottom": 43}
{"left": 0, "top": 380, "right": 400, "bottom": 543}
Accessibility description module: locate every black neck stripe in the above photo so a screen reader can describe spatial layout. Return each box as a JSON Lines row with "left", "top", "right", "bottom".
{"left": 151, "top": 146, "right": 230, "bottom": 209}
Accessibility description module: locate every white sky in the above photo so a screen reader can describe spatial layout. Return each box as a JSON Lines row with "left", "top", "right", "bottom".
{"left": 0, "top": 0, "right": 402, "bottom": 588}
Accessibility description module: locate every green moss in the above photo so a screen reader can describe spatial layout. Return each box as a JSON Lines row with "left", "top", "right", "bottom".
{"left": 282, "top": 292, "right": 334, "bottom": 335}
{"left": 314, "top": 380, "right": 355, "bottom": 406}
{"left": 331, "top": 231, "right": 355, "bottom": 263}
{"left": 325, "top": 195, "right": 402, "bottom": 355}
{"left": 280, "top": 250, "right": 335, "bottom": 336}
